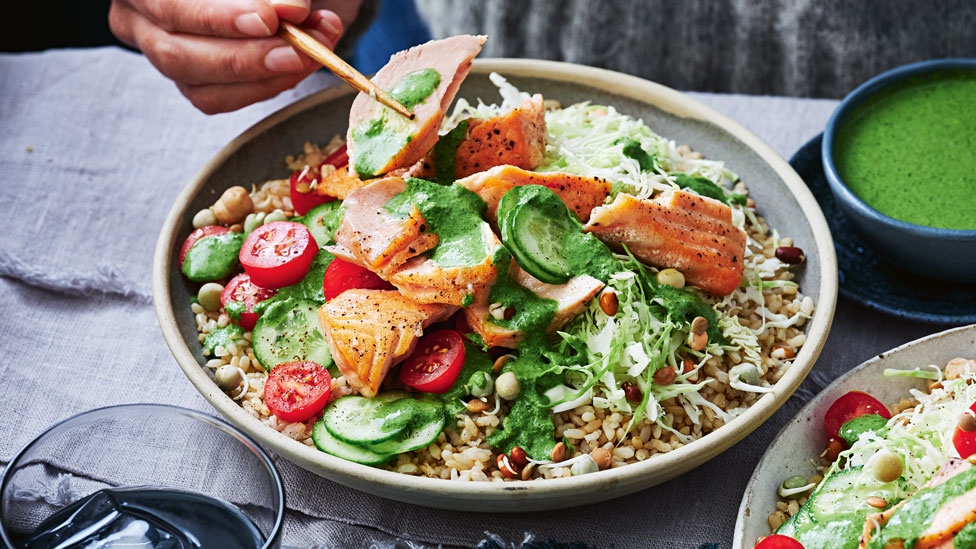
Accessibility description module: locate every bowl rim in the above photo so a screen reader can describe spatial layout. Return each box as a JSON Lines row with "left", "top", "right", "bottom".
{"left": 731, "top": 323, "right": 976, "bottom": 548}
{"left": 152, "top": 58, "right": 838, "bottom": 508}
{"left": 821, "top": 58, "right": 976, "bottom": 239}
{"left": 0, "top": 403, "right": 285, "bottom": 548}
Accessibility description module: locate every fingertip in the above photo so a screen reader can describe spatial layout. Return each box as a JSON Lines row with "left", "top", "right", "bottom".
{"left": 305, "top": 10, "right": 343, "bottom": 46}
{"left": 270, "top": 0, "right": 310, "bottom": 24}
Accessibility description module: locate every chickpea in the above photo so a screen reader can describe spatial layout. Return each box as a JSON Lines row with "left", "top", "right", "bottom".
{"left": 192, "top": 208, "right": 217, "bottom": 228}
{"left": 197, "top": 282, "right": 224, "bottom": 312}
{"left": 213, "top": 186, "right": 253, "bottom": 225}
{"left": 496, "top": 372, "right": 520, "bottom": 400}
{"left": 655, "top": 268, "right": 685, "bottom": 289}
{"left": 869, "top": 450, "right": 903, "bottom": 483}
{"left": 215, "top": 365, "right": 244, "bottom": 394}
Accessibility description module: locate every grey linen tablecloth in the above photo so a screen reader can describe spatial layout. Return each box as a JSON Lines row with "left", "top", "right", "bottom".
{"left": 0, "top": 47, "right": 950, "bottom": 548}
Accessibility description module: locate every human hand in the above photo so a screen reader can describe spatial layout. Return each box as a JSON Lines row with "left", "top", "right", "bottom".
{"left": 109, "top": 0, "right": 345, "bottom": 114}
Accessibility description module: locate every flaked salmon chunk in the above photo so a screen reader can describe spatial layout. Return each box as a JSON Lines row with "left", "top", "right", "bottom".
{"left": 347, "top": 35, "right": 486, "bottom": 178}
{"left": 318, "top": 289, "right": 456, "bottom": 397}
{"left": 409, "top": 95, "right": 548, "bottom": 180}
{"left": 457, "top": 164, "right": 610, "bottom": 223}
{"left": 328, "top": 177, "right": 438, "bottom": 277}
{"left": 464, "top": 261, "right": 604, "bottom": 349}
{"left": 584, "top": 190, "right": 746, "bottom": 296}
{"left": 389, "top": 222, "right": 501, "bottom": 306}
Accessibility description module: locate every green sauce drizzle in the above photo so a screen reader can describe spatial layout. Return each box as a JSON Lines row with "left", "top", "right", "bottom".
{"left": 350, "top": 69, "right": 441, "bottom": 178}
{"left": 838, "top": 413, "right": 888, "bottom": 447}
{"left": 433, "top": 119, "right": 470, "bottom": 183}
{"left": 203, "top": 323, "right": 244, "bottom": 355}
{"left": 389, "top": 68, "right": 441, "bottom": 109}
{"left": 385, "top": 178, "right": 491, "bottom": 268}
{"left": 615, "top": 137, "right": 656, "bottom": 171}
{"left": 181, "top": 232, "right": 245, "bottom": 282}
{"left": 867, "top": 466, "right": 976, "bottom": 548}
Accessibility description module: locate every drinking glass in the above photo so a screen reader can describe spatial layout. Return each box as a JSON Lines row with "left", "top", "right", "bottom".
{"left": 0, "top": 404, "right": 285, "bottom": 548}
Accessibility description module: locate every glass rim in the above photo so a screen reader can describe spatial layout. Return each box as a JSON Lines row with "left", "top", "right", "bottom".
{"left": 0, "top": 403, "right": 285, "bottom": 549}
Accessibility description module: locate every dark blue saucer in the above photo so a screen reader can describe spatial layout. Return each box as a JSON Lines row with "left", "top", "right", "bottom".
{"left": 791, "top": 134, "right": 976, "bottom": 325}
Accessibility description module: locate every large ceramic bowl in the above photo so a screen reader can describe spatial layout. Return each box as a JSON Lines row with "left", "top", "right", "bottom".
{"left": 733, "top": 323, "right": 976, "bottom": 548}
{"left": 153, "top": 59, "right": 837, "bottom": 511}
{"left": 822, "top": 59, "right": 976, "bottom": 282}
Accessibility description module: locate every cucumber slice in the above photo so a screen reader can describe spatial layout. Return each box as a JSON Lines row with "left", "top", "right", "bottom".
{"left": 252, "top": 298, "right": 333, "bottom": 371}
{"left": 323, "top": 396, "right": 414, "bottom": 445}
{"left": 303, "top": 202, "right": 345, "bottom": 247}
{"left": 778, "top": 465, "right": 903, "bottom": 546}
{"left": 312, "top": 419, "right": 393, "bottom": 465}
{"left": 497, "top": 186, "right": 575, "bottom": 284}
{"left": 366, "top": 402, "right": 446, "bottom": 454}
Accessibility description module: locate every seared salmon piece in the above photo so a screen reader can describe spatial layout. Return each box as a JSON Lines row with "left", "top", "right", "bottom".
{"left": 409, "top": 95, "right": 548, "bottom": 180}
{"left": 389, "top": 223, "right": 501, "bottom": 306}
{"left": 312, "top": 166, "right": 370, "bottom": 201}
{"left": 319, "top": 289, "right": 456, "bottom": 397}
{"left": 859, "top": 458, "right": 975, "bottom": 549}
{"left": 347, "top": 35, "right": 486, "bottom": 178}
{"left": 457, "top": 165, "right": 610, "bottom": 223}
{"left": 584, "top": 190, "right": 746, "bottom": 296}
{"left": 464, "top": 262, "right": 604, "bottom": 349}
{"left": 328, "top": 177, "right": 438, "bottom": 277}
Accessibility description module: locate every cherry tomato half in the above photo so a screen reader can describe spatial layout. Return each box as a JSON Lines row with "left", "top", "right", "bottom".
{"left": 239, "top": 221, "right": 318, "bottom": 289}
{"left": 322, "top": 257, "right": 393, "bottom": 302}
{"left": 824, "top": 391, "right": 892, "bottom": 441}
{"left": 952, "top": 401, "right": 976, "bottom": 459}
{"left": 179, "top": 225, "right": 229, "bottom": 268}
{"left": 264, "top": 361, "right": 332, "bottom": 423}
{"left": 289, "top": 144, "right": 348, "bottom": 215}
{"left": 400, "top": 330, "right": 466, "bottom": 394}
{"left": 755, "top": 535, "right": 804, "bottom": 549}
{"left": 220, "top": 273, "right": 277, "bottom": 330}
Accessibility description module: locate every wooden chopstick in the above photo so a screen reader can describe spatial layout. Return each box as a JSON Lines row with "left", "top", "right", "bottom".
{"left": 277, "top": 21, "right": 415, "bottom": 120}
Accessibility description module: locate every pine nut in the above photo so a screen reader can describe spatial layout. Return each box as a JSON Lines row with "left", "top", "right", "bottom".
{"left": 590, "top": 448, "right": 611, "bottom": 470}
{"left": 550, "top": 442, "right": 567, "bottom": 462}
{"left": 865, "top": 496, "right": 887, "bottom": 508}
{"left": 599, "top": 291, "right": 619, "bottom": 316}
{"left": 465, "top": 399, "right": 489, "bottom": 413}
{"left": 653, "top": 366, "right": 676, "bottom": 386}
{"left": 959, "top": 411, "right": 976, "bottom": 432}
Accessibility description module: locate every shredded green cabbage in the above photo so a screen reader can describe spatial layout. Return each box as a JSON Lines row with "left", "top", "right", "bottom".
{"left": 829, "top": 370, "right": 976, "bottom": 498}
{"left": 446, "top": 73, "right": 812, "bottom": 441}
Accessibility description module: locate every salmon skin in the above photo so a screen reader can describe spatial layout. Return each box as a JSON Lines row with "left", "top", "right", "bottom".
{"left": 347, "top": 35, "right": 486, "bottom": 179}
{"left": 464, "top": 261, "right": 604, "bottom": 348}
{"left": 313, "top": 166, "right": 369, "bottom": 201}
{"left": 583, "top": 190, "right": 746, "bottom": 296}
{"left": 859, "top": 458, "right": 976, "bottom": 549}
{"left": 457, "top": 165, "right": 610, "bottom": 224}
{"left": 318, "top": 289, "right": 456, "bottom": 397}
{"left": 409, "top": 95, "right": 548, "bottom": 181}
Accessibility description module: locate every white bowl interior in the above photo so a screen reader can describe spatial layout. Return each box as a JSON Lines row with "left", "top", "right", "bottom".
{"left": 154, "top": 59, "right": 838, "bottom": 511}
{"left": 734, "top": 324, "right": 976, "bottom": 547}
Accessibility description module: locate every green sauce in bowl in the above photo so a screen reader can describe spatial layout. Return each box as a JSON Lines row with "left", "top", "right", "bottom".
{"left": 834, "top": 69, "right": 976, "bottom": 230}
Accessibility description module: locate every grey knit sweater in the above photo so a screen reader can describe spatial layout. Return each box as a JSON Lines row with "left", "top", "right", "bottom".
{"left": 415, "top": 0, "right": 976, "bottom": 98}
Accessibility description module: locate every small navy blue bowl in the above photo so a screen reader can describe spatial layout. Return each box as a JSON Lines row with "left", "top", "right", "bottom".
{"left": 822, "top": 59, "right": 976, "bottom": 283}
